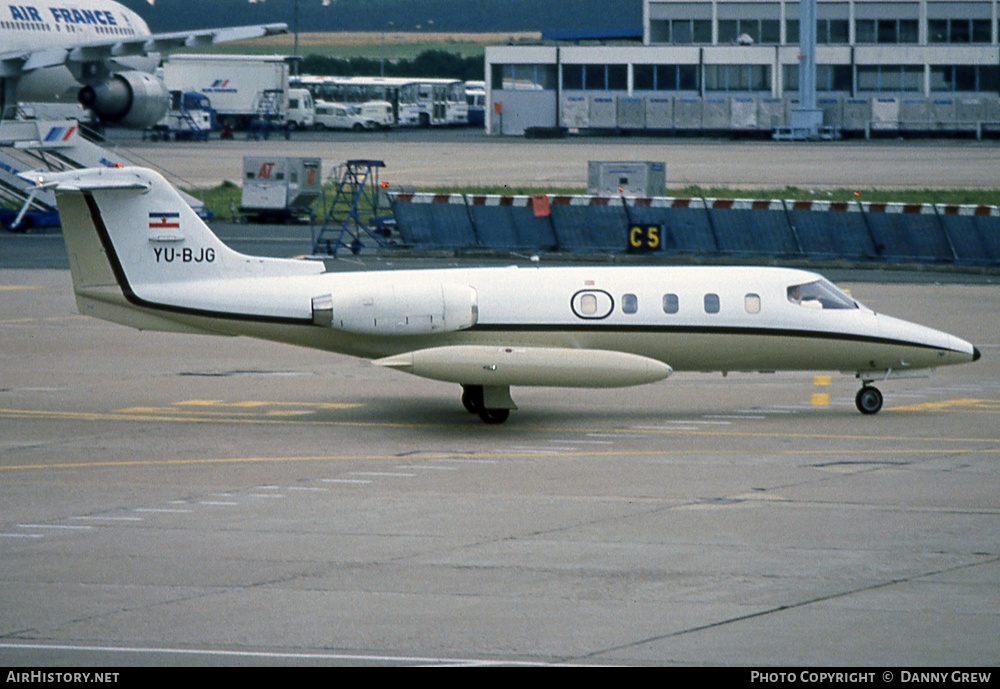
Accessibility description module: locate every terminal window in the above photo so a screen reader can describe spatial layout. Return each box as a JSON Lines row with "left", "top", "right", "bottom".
{"left": 718, "top": 19, "right": 780, "bottom": 44}
{"left": 704, "top": 64, "right": 771, "bottom": 92}
{"left": 931, "top": 65, "right": 1000, "bottom": 92}
{"left": 928, "top": 19, "right": 992, "bottom": 44}
{"left": 786, "top": 19, "right": 849, "bottom": 45}
{"left": 562, "top": 65, "right": 627, "bottom": 91}
{"left": 633, "top": 64, "right": 700, "bottom": 91}
{"left": 650, "top": 19, "right": 712, "bottom": 44}
{"left": 491, "top": 64, "right": 557, "bottom": 91}
{"left": 855, "top": 19, "right": 919, "bottom": 44}
{"left": 783, "top": 65, "right": 852, "bottom": 92}
{"left": 857, "top": 65, "right": 923, "bottom": 92}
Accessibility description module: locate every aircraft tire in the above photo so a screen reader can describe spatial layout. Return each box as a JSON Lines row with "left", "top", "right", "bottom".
{"left": 479, "top": 408, "right": 510, "bottom": 424}
{"left": 855, "top": 386, "right": 883, "bottom": 415}
{"left": 461, "top": 384, "right": 484, "bottom": 414}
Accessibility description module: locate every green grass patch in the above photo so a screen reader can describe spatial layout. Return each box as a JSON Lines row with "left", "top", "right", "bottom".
{"left": 186, "top": 182, "right": 1000, "bottom": 222}
{"left": 185, "top": 180, "right": 242, "bottom": 220}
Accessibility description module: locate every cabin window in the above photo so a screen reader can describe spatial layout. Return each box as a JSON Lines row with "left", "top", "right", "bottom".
{"left": 571, "top": 289, "right": 614, "bottom": 319}
{"left": 622, "top": 294, "right": 638, "bottom": 314}
{"left": 745, "top": 293, "right": 761, "bottom": 314}
{"left": 662, "top": 293, "right": 679, "bottom": 314}
{"left": 704, "top": 293, "right": 720, "bottom": 314}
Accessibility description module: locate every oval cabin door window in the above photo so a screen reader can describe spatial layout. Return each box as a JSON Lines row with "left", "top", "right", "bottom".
{"left": 571, "top": 290, "right": 614, "bottom": 319}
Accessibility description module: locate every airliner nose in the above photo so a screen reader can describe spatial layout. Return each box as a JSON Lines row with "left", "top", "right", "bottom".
{"left": 973, "top": 347, "right": 982, "bottom": 362}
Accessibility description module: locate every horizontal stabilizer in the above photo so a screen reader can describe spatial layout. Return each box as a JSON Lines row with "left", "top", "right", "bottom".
{"left": 375, "top": 346, "right": 672, "bottom": 388}
{"left": 22, "top": 168, "right": 150, "bottom": 192}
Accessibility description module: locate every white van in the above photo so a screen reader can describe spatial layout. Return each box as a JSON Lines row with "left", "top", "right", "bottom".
{"left": 286, "top": 88, "right": 315, "bottom": 130}
{"left": 357, "top": 100, "right": 394, "bottom": 130}
{"left": 314, "top": 101, "right": 368, "bottom": 130}
{"left": 314, "top": 100, "right": 394, "bottom": 131}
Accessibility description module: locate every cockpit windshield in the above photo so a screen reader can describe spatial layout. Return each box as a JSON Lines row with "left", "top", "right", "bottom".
{"left": 787, "top": 279, "right": 857, "bottom": 310}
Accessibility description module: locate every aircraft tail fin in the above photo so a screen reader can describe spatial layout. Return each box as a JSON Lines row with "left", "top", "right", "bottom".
{"left": 23, "top": 166, "right": 324, "bottom": 332}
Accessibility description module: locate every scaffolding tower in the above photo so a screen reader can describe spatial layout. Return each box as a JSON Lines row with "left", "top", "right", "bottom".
{"left": 311, "top": 159, "right": 393, "bottom": 255}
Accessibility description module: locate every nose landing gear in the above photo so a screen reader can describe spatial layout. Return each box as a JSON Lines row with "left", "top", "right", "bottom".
{"left": 855, "top": 385, "right": 884, "bottom": 415}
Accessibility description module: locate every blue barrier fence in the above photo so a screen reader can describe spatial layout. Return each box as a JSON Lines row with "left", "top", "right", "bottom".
{"left": 388, "top": 193, "right": 1000, "bottom": 266}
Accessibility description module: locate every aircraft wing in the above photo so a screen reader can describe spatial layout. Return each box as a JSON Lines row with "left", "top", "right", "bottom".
{"left": 0, "top": 23, "right": 288, "bottom": 75}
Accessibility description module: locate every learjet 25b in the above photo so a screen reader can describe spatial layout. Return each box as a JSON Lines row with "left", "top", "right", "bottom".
{"left": 29, "top": 166, "right": 981, "bottom": 424}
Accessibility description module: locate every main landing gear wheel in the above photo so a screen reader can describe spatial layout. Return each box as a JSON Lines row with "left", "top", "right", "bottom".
{"left": 478, "top": 408, "right": 511, "bottom": 424}
{"left": 461, "top": 384, "right": 484, "bottom": 414}
{"left": 461, "top": 384, "right": 512, "bottom": 424}
{"left": 855, "top": 386, "right": 884, "bottom": 415}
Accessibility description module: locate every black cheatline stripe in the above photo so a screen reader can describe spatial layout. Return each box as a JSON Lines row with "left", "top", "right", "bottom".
{"left": 468, "top": 323, "right": 960, "bottom": 354}
{"left": 82, "top": 192, "right": 314, "bottom": 326}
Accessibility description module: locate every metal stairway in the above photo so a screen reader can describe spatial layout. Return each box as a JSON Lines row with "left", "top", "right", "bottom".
{"left": 1, "top": 118, "right": 207, "bottom": 230}
{"left": 311, "top": 159, "right": 393, "bottom": 255}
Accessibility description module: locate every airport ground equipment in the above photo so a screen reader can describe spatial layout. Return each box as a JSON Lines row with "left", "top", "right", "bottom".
{"left": 587, "top": 161, "right": 666, "bottom": 196}
{"left": 146, "top": 91, "right": 214, "bottom": 142}
{"left": 161, "top": 54, "right": 295, "bottom": 131}
{"left": 1, "top": 118, "right": 207, "bottom": 231}
{"left": 490, "top": 91, "right": 1000, "bottom": 139}
{"left": 240, "top": 156, "right": 322, "bottom": 222}
{"left": 311, "top": 160, "right": 393, "bottom": 255}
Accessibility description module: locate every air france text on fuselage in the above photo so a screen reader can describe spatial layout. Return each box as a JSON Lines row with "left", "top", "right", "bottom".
{"left": 8, "top": 5, "right": 118, "bottom": 26}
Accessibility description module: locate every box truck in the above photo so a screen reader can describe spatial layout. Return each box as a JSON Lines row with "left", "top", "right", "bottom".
{"left": 161, "top": 55, "right": 311, "bottom": 130}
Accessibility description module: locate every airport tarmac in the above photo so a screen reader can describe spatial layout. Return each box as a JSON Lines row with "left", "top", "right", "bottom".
{"left": 117, "top": 128, "right": 1000, "bottom": 191}
{"left": 1, "top": 268, "right": 999, "bottom": 666}
{"left": 2, "top": 135, "right": 999, "bottom": 666}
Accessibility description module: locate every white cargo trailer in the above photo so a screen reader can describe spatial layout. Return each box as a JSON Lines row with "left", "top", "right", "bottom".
{"left": 240, "top": 156, "right": 322, "bottom": 221}
{"left": 161, "top": 55, "right": 296, "bottom": 130}
{"left": 587, "top": 161, "right": 666, "bottom": 197}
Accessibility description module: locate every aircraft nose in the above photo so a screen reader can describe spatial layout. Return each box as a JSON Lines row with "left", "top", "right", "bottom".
{"left": 973, "top": 347, "right": 982, "bottom": 362}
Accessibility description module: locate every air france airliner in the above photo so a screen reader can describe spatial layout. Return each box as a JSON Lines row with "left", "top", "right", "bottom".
{"left": 25, "top": 166, "right": 982, "bottom": 423}
{"left": 1, "top": 0, "right": 285, "bottom": 126}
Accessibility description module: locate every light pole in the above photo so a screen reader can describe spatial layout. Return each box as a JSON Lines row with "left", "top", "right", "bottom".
{"left": 292, "top": 0, "right": 299, "bottom": 75}
{"left": 381, "top": 21, "right": 395, "bottom": 77}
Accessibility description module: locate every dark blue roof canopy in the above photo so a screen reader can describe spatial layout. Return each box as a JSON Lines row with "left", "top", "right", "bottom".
{"left": 541, "top": 27, "right": 643, "bottom": 42}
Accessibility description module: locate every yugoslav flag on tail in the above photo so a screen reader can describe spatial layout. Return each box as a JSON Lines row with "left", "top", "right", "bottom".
{"left": 148, "top": 211, "right": 180, "bottom": 229}
{"left": 20, "top": 166, "right": 325, "bottom": 332}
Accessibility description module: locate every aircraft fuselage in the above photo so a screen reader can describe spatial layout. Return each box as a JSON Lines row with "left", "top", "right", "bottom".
{"left": 1, "top": 0, "right": 150, "bottom": 54}
{"left": 36, "top": 166, "right": 982, "bottom": 422}
{"left": 80, "top": 264, "right": 975, "bottom": 380}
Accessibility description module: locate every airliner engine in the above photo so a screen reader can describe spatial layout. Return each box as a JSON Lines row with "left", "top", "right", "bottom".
{"left": 78, "top": 71, "right": 169, "bottom": 128}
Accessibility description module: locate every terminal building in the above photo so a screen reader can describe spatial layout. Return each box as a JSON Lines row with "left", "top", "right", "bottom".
{"left": 484, "top": 0, "right": 1000, "bottom": 135}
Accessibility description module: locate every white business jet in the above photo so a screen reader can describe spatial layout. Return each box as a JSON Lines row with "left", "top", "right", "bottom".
{"left": 26, "top": 166, "right": 982, "bottom": 424}
{"left": 1, "top": 0, "right": 286, "bottom": 126}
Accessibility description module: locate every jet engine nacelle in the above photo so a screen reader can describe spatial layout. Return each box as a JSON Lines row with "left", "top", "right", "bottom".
{"left": 313, "top": 283, "right": 478, "bottom": 336}
{"left": 78, "top": 71, "right": 170, "bottom": 128}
